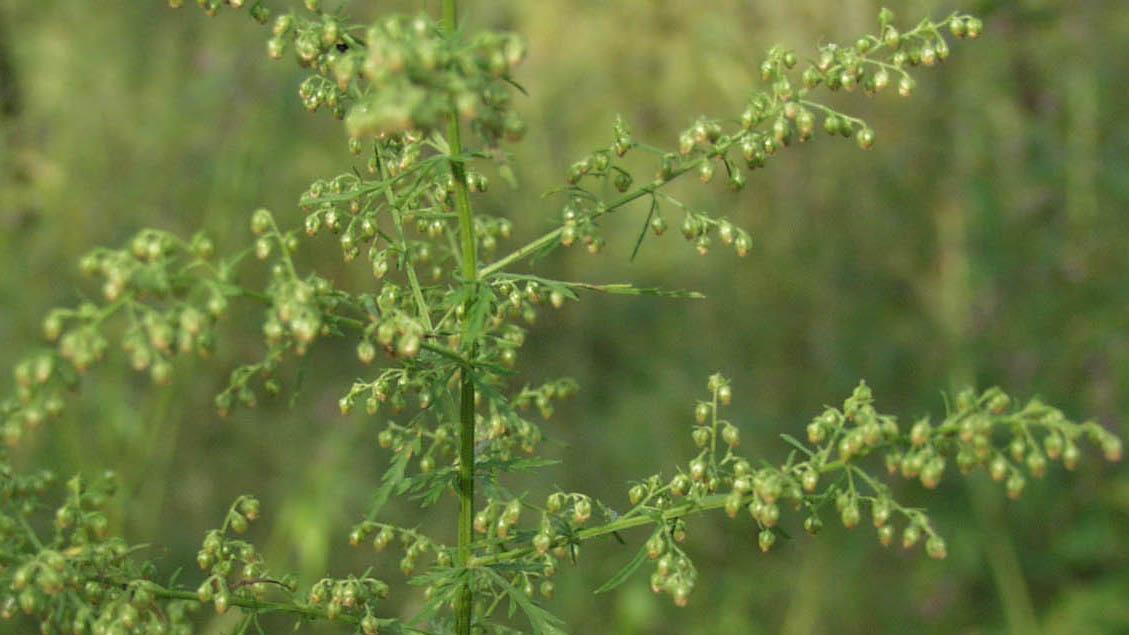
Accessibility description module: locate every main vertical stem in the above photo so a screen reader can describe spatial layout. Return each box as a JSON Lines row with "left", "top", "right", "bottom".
{"left": 441, "top": 2, "right": 478, "bottom": 634}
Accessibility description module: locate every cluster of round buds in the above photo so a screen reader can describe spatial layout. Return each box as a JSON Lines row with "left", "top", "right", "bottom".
{"left": 274, "top": 9, "right": 401, "bottom": 125}
{"left": 194, "top": 497, "right": 280, "bottom": 615}
{"left": 263, "top": 274, "right": 330, "bottom": 354}
{"left": 378, "top": 417, "right": 453, "bottom": 474}
{"left": 673, "top": 121, "right": 756, "bottom": 192}
{"left": 298, "top": 172, "right": 371, "bottom": 221}
{"left": 880, "top": 387, "right": 1123, "bottom": 497}
{"left": 611, "top": 116, "right": 633, "bottom": 157}
{"left": 475, "top": 499, "right": 522, "bottom": 540}
{"left": 79, "top": 229, "right": 204, "bottom": 302}
{"left": 118, "top": 306, "right": 215, "bottom": 386}
{"left": 645, "top": 531, "right": 697, "bottom": 606}
{"left": 886, "top": 421, "right": 950, "bottom": 490}
{"left": 831, "top": 488, "right": 947, "bottom": 557}
{"left": 251, "top": 213, "right": 299, "bottom": 264}
{"left": 4, "top": 352, "right": 69, "bottom": 445}
{"left": 741, "top": 468, "right": 799, "bottom": 530}
{"left": 301, "top": 151, "right": 441, "bottom": 263}
{"left": 47, "top": 472, "right": 118, "bottom": 546}
{"left": 470, "top": 499, "right": 515, "bottom": 542}
{"left": 350, "top": 368, "right": 442, "bottom": 422}
{"left": 947, "top": 15, "right": 984, "bottom": 40}
{"left": 361, "top": 372, "right": 423, "bottom": 421}
{"left": 479, "top": 410, "right": 544, "bottom": 459}
{"left": 383, "top": 416, "right": 419, "bottom": 452}
{"left": 542, "top": 492, "right": 593, "bottom": 528}
{"left": 352, "top": 521, "right": 446, "bottom": 563}
{"left": 668, "top": 455, "right": 721, "bottom": 499}
{"left": 471, "top": 214, "right": 513, "bottom": 254}
{"left": 307, "top": 575, "right": 390, "bottom": 624}
{"left": 0, "top": 466, "right": 53, "bottom": 520}
{"left": 554, "top": 10, "right": 982, "bottom": 271}
{"left": 337, "top": 14, "right": 526, "bottom": 144}
{"left": 677, "top": 118, "right": 724, "bottom": 158}
{"left": 478, "top": 281, "right": 556, "bottom": 334}
{"left": 4, "top": 569, "right": 195, "bottom": 635}
{"left": 80, "top": 583, "right": 195, "bottom": 635}
{"left": 374, "top": 419, "right": 434, "bottom": 459}
{"left": 898, "top": 516, "right": 948, "bottom": 559}
{"left": 677, "top": 211, "right": 752, "bottom": 257}
{"left": 798, "top": 9, "right": 980, "bottom": 101}
{"left": 508, "top": 378, "right": 578, "bottom": 421}
{"left": 707, "top": 373, "right": 733, "bottom": 405}
{"left": 7, "top": 551, "right": 71, "bottom": 614}
{"left": 803, "top": 383, "right": 897, "bottom": 460}
{"left": 527, "top": 509, "right": 587, "bottom": 585}
{"left": 27, "top": 228, "right": 228, "bottom": 404}
{"left": 691, "top": 400, "right": 729, "bottom": 436}
{"left": 355, "top": 523, "right": 447, "bottom": 579}
{"left": 57, "top": 325, "right": 109, "bottom": 375}
{"left": 557, "top": 199, "right": 608, "bottom": 254}
{"left": 211, "top": 345, "right": 288, "bottom": 416}
{"left": 511, "top": 571, "right": 556, "bottom": 601}
{"left": 4, "top": 537, "right": 113, "bottom": 598}
{"left": 625, "top": 474, "right": 669, "bottom": 511}
{"left": 366, "top": 307, "right": 427, "bottom": 362}
{"left": 565, "top": 147, "right": 623, "bottom": 187}
{"left": 410, "top": 203, "right": 450, "bottom": 240}
{"left": 264, "top": 6, "right": 349, "bottom": 70}
{"left": 297, "top": 73, "right": 345, "bottom": 115}
{"left": 171, "top": 0, "right": 272, "bottom": 22}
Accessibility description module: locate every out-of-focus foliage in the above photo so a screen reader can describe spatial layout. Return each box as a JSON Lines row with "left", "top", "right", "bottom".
{"left": 0, "top": 1, "right": 1125, "bottom": 633}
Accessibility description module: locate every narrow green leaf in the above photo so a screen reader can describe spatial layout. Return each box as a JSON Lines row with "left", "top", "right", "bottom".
{"left": 404, "top": 467, "right": 458, "bottom": 507}
{"left": 629, "top": 196, "right": 657, "bottom": 262}
{"left": 504, "top": 76, "right": 530, "bottom": 96}
{"left": 367, "top": 448, "right": 412, "bottom": 520}
{"left": 288, "top": 364, "right": 306, "bottom": 409}
{"left": 482, "top": 569, "right": 568, "bottom": 635}
{"left": 475, "top": 457, "right": 561, "bottom": 476}
{"left": 593, "top": 542, "right": 649, "bottom": 594}
{"left": 576, "top": 283, "right": 704, "bottom": 299}
{"left": 493, "top": 273, "right": 703, "bottom": 299}
{"left": 779, "top": 433, "right": 814, "bottom": 457}
{"left": 463, "top": 284, "right": 495, "bottom": 344}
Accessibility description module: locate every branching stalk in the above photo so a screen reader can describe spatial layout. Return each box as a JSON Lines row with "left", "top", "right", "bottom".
{"left": 441, "top": 1, "right": 479, "bottom": 633}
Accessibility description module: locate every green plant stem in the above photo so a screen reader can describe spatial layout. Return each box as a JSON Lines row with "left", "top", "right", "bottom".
{"left": 471, "top": 455, "right": 863, "bottom": 569}
{"left": 455, "top": 370, "right": 476, "bottom": 633}
{"left": 968, "top": 479, "right": 1041, "bottom": 634}
{"left": 140, "top": 583, "right": 438, "bottom": 635}
{"left": 440, "top": 1, "right": 478, "bottom": 634}
{"left": 477, "top": 168, "right": 693, "bottom": 278}
{"left": 469, "top": 401, "right": 1054, "bottom": 570}
{"left": 477, "top": 16, "right": 967, "bottom": 282}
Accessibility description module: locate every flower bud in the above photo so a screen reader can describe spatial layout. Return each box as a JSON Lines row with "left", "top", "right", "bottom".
{"left": 758, "top": 528, "right": 775, "bottom": 552}
{"left": 926, "top": 535, "right": 947, "bottom": 560}
{"left": 966, "top": 17, "right": 983, "bottom": 38}
{"left": 1006, "top": 473, "right": 1026, "bottom": 499}
{"left": 251, "top": 208, "right": 273, "bottom": 235}
{"left": 902, "top": 524, "right": 921, "bottom": 549}
{"left": 573, "top": 498, "right": 591, "bottom": 523}
{"left": 1102, "top": 435, "right": 1123, "bottom": 462}
{"left": 856, "top": 128, "right": 875, "bottom": 150}
{"left": 721, "top": 424, "right": 740, "bottom": 447}
{"left": 1062, "top": 441, "right": 1081, "bottom": 470}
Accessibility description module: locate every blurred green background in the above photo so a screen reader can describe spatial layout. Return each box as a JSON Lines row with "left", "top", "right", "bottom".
{"left": 2, "top": 0, "right": 1128, "bottom": 633}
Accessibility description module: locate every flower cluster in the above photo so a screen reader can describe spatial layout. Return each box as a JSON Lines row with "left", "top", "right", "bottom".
{"left": 525, "top": 9, "right": 981, "bottom": 268}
